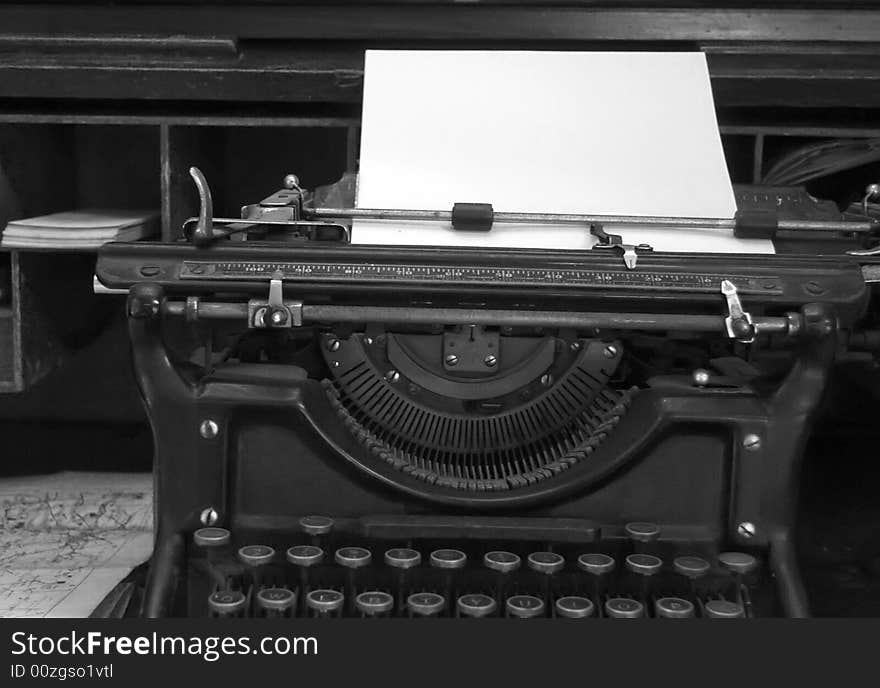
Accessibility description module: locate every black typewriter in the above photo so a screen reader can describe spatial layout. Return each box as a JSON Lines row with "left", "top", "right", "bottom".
{"left": 95, "top": 162, "right": 880, "bottom": 619}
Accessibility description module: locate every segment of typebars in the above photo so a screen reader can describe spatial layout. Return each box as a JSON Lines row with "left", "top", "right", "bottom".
{"left": 163, "top": 301, "right": 796, "bottom": 336}
{"left": 194, "top": 518, "right": 763, "bottom": 619}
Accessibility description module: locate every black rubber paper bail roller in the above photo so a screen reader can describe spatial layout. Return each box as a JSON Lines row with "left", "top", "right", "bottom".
{"left": 734, "top": 209, "right": 778, "bottom": 239}
{"left": 452, "top": 203, "right": 494, "bottom": 231}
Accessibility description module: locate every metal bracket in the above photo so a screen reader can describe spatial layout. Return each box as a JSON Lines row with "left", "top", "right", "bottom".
{"left": 721, "top": 280, "right": 756, "bottom": 343}
{"left": 589, "top": 223, "right": 652, "bottom": 269}
{"left": 247, "top": 272, "right": 302, "bottom": 328}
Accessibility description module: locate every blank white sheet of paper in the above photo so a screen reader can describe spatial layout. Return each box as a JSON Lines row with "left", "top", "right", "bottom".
{"left": 353, "top": 50, "right": 773, "bottom": 254}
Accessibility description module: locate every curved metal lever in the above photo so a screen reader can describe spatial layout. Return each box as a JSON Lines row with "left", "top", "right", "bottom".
{"left": 189, "top": 166, "right": 214, "bottom": 247}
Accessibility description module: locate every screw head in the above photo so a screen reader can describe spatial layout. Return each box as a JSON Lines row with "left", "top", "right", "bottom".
{"left": 384, "top": 370, "right": 400, "bottom": 383}
{"left": 199, "top": 507, "right": 219, "bottom": 526}
{"left": 269, "top": 309, "right": 287, "bottom": 326}
{"left": 737, "top": 521, "right": 757, "bottom": 539}
{"left": 445, "top": 354, "right": 459, "bottom": 366}
{"left": 866, "top": 182, "right": 880, "bottom": 199}
{"left": 483, "top": 354, "right": 497, "bottom": 367}
{"left": 363, "top": 336, "right": 373, "bottom": 345}
{"left": 326, "top": 338, "right": 341, "bottom": 352}
{"left": 693, "top": 369, "right": 710, "bottom": 387}
{"left": 603, "top": 344, "right": 618, "bottom": 359}
{"left": 570, "top": 341, "right": 582, "bottom": 351}
{"left": 540, "top": 373, "right": 553, "bottom": 387}
{"left": 742, "top": 433, "right": 761, "bottom": 451}
{"left": 199, "top": 419, "right": 219, "bottom": 439}
{"left": 283, "top": 173, "right": 300, "bottom": 189}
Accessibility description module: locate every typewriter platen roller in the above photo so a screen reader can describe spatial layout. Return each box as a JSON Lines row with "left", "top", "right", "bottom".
{"left": 96, "top": 169, "right": 880, "bottom": 619}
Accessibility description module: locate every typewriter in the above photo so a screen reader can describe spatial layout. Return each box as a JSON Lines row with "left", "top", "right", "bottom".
{"left": 95, "top": 162, "right": 880, "bottom": 620}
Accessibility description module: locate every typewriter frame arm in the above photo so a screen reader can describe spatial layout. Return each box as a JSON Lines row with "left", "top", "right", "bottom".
{"left": 127, "top": 282, "right": 836, "bottom": 618}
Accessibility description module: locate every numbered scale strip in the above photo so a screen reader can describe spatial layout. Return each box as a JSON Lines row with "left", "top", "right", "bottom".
{"left": 179, "top": 261, "right": 784, "bottom": 295}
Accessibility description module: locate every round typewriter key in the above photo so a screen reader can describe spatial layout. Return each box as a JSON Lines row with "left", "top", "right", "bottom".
{"left": 577, "top": 553, "right": 616, "bottom": 576}
{"left": 193, "top": 527, "right": 231, "bottom": 548}
{"left": 625, "top": 553, "right": 663, "bottom": 576}
{"left": 208, "top": 589, "right": 247, "bottom": 617}
{"left": 299, "top": 515, "right": 334, "bottom": 537}
{"left": 506, "top": 595, "right": 546, "bottom": 619}
{"left": 484, "top": 551, "right": 521, "bottom": 574}
{"left": 355, "top": 591, "right": 394, "bottom": 617}
{"left": 555, "top": 596, "right": 595, "bottom": 619}
{"left": 718, "top": 552, "right": 759, "bottom": 576}
{"left": 457, "top": 593, "right": 497, "bottom": 618}
{"left": 605, "top": 597, "right": 645, "bottom": 619}
{"left": 655, "top": 597, "right": 695, "bottom": 619}
{"left": 238, "top": 545, "right": 275, "bottom": 567}
{"left": 407, "top": 592, "right": 446, "bottom": 617}
{"left": 430, "top": 549, "right": 467, "bottom": 569}
{"left": 385, "top": 548, "right": 422, "bottom": 569}
{"left": 306, "top": 589, "right": 345, "bottom": 616}
{"left": 335, "top": 546, "right": 372, "bottom": 568}
{"left": 624, "top": 522, "right": 661, "bottom": 543}
{"left": 673, "top": 556, "right": 711, "bottom": 579}
{"left": 432, "top": 549, "right": 467, "bottom": 604}
{"left": 527, "top": 551, "right": 565, "bottom": 575}
{"left": 256, "top": 587, "right": 296, "bottom": 615}
{"left": 704, "top": 599, "right": 745, "bottom": 619}
{"left": 287, "top": 545, "right": 324, "bottom": 567}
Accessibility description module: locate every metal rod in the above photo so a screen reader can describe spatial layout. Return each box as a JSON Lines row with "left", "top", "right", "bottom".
{"left": 162, "top": 301, "right": 792, "bottom": 335}
{"left": 309, "top": 207, "right": 875, "bottom": 234}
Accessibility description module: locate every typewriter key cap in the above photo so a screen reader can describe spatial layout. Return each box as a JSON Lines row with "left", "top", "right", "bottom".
{"left": 626, "top": 554, "right": 663, "bottom": 601}
{"left": 208, "top": 589, "right": 247, "bottom": 617}
{"left": 407, "top": 592, "right": 446, "bottom": 618}
{"left": 306, "top": 589, "right": 345, "bottom": 617}
{"left": 431, "top": 549, "right": 467, "bottom": 603}
{"left": 286, "top": 545, "right": 323, "bottom": 597}
{"left": 238, "top": 545, "right": 275, "bottom": 567}
{"left": 577, "top": 553, "right": 616, "bottom": 576}
{"left": 625, "top": 554, "right": 663, "bottom": 576}
{"left": 625, "top": 522, "right": 661, "bottom": 544}
{"left": 555, "top": 596, "right": 595, "bottom": 619}
{"left": 528, "top": 552, "right": 565, "bottom": 603}
{"left": 287, "top": 545, "right": 324, "bottom": 567}
{"left": 356, "top": 591, "right": 394, "bottom": 617}
{"left": 385, "top": 548, "right": 422, "bottom": 569}
{"left": 506, "top": 595, "right": 546, "bottom": 619}
{"left": 704, "top": 599, "right": 745, "bottom": 619}
{"left": 194, "top": 527, "right": 231, "bottom": 548}
{"left": 256, "top": 587, "right": 296, "bottom": 616}
{"left": 430, "top": 549, "right": 467, "bottom": 569}
{"left": 457, "top": 593, "right": 497, "bottom": 618}
{"left": 718, "top": 552, "right": 758, "bottom": 576}
{"left": 485, "top": 551, "right": 521, "bottom": 605}
{"left": 238, "top": 545, "right": 275, "bottom": 590}
{"left": 335, "top": 546, "right": 372, "bottom": 568}
{"left": 527, "top": 551, "right": 565, "bottom": 575}
{"left": 605, "top": 598, "right": 645, "bottom": 619}
{"left": 484, "top": 551, "right": 521, "bottom": 574}
{"left": 673, "top": 556, "right": 710, "bottom": 579}
{"left": 336, "top": 547, "right": 372, "bottom": 613}
{"left": 299, "top": 515, "right": 334, "bottom": 537}
{"left": 386, "top": 548, "right": 421, "bottom": 608}
{"left": 655, "top": 597, "right": 695, "bottom": 619}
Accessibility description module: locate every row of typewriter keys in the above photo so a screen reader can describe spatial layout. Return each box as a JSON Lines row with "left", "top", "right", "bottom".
{"left": 194, "top": 518, "right": 760, "bottom": 619}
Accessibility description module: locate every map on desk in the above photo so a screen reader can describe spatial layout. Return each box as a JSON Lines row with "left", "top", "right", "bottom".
{"left": 0, "top": 472, "right": 153, "bottom": 618}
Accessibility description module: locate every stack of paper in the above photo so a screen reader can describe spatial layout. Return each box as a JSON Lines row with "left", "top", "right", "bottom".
{"left": 1, "top": 209, "right": 158, "bottom": 249}
{"left": 354, "top": 50, "right": 773, "bottom": 255}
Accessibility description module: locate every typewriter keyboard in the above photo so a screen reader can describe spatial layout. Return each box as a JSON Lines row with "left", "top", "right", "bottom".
{"left": 188, "top": 518, "right": 773, "bottom": 619}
